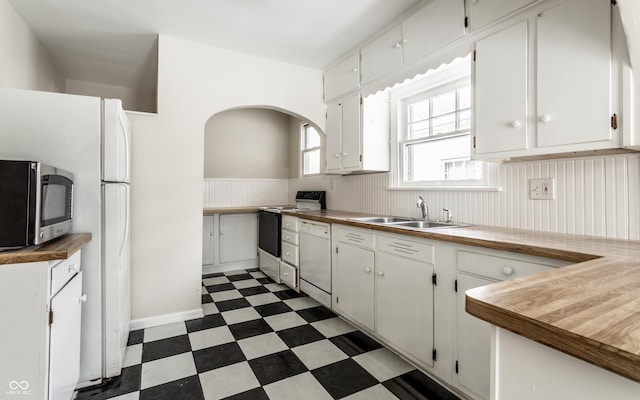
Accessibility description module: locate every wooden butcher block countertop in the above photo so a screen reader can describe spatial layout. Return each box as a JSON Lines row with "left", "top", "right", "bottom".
{"left": 283, "top": 209, "right": 640, "bottom": 383}
{"left": 0, "top": 233, "right": 92, "bottom": 265}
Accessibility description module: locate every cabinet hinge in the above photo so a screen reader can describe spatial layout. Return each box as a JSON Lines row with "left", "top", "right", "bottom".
{"left": 464, "top": 16, "right": 469, "bottom": 28}
{"left": 432, "top": 273, "right": 437, "bottom": 286}
{"left": 473, "top": 50, "right": 476, "bottom": 62}
{"left": 359, "top": 154, "right": 362, "bottom": 162}
{"left": 48, "top": 311, "right": 53, "bottom": 325}
{"left": 336, "top": 246, "right": 339, "bottom": 254}
{"left": 432, "top": 348, "right": 437, "bottom": 362}
{"left": 360, "top": 97, "right": 363, "bottom": 105}
{"left": 455, "top": 360, "right": 459, "bottom": 374}
{"left": 336, "top": 296, "right": 339, "bottom": 304}
{"left": 454, "top": 279, "right": 458, "bottom": 293}
{"left": 611, "top": 113, "right": 618, "bottom": 129}
{"left": 473, "top": 136, "right": 477, "bottom": 149}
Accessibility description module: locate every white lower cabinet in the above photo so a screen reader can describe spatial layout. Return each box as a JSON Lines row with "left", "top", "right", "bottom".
{"left": 333, "top": 226, "right": 438, "bottom": 370}
{"left": 203, "top": 213, "right": 258, "bottom": 271}
{"left": 335, "top": 240, "right": 375, "bottom": 330}
{"left": 0, "top": 251, "right": 84, "bottom": 400}
{"left": 454, "top": 247, "right": 572, "bottom": 400}
{"left": 375, "top": 250, "right": 434, "bottom": 367}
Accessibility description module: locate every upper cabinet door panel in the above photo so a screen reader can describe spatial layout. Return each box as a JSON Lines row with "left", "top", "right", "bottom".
{"left": 536, "top": 0, "right": 611, "bottom": 148}
{"left": 360, "top": 25, "right": 403, "bottom": 84}
{"left": 402, "top": 0, "right": 466, "bottom": 65}
{"left": 324, "top": 53, "right": 360, "bottom": 102}
{"left": 474, "top": 21, "right": 529, "bottom": 154}
{"left": 325, "top": 101, "right": 343, "bottom": 172}
{"left": 468, "top": 0, "right": 536, "bottom": 31}
{"left": 341, "top": 94, "right": 362, "bottom": 169}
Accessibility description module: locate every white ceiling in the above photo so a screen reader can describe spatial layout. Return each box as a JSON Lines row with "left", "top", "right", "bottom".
{"left": 9, "top": 0, "right": 424, "bottom": 91}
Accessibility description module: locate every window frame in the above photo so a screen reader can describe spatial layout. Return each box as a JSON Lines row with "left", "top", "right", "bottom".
{"left": 300, "top": 123, "right": 322, "bottom": 177}
{"left": 389, "top": 57, "right": 498, "bottom": 190}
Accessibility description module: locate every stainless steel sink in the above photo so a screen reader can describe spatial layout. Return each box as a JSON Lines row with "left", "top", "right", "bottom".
{"left": 390, "top": 220, "right": 458, "bottom": 229}
{"left": 348, "top": 216, "right": 414, "bottom": 224}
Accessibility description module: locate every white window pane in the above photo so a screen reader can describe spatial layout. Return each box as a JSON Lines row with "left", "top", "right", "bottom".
{"left": 303, "top": 149, "right": 320, "bottom": 175}
{"left": 408, "top": 120, "right": 430, "bottom": 139}
{"left": 432, "top": 91, "right": 456, "bottom": 117}
{"left": 459, "top": 109, "right": 471, "bottom": 131}
{"left": 404, "top": 134, "right": 480, "bottom": 182}
{"left": 432, "top": 114, "right": 456, "bottom": 135}
{"left": 458, "top": 86, "right": 471, "bottom": 110}
{"left": 408, "top": 100, "right": 429, "bottom": 122}
{"left": 306, "top": 126, "right": 320, "bottom": 148}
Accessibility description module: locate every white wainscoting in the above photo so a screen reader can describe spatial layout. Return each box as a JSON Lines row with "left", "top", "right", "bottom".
{"left": 288, "top": 153, "right": 640, "bottom": 241}
{"left": 203, "top": 179, "right": 290, "bottom": 208}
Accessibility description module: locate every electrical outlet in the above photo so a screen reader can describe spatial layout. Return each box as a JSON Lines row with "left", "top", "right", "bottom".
{"left": 529, "top": 178, "right": 555, "bottom": 200}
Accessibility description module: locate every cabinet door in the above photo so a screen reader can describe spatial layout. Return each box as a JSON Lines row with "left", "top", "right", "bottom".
{"left": 536, "top": 0, "right": 611, "bottom": 148}
{"left": 468, "top": 0, "right": 536, "bottom": 30}
{"left": 457, "top": 272, "right": 494, "bottom": 400}
{"left": 402, "top": 0, "right": 466, "bottom": 65}
{"left": 375, "top": 252, "right": 434, "bottom": 366}
{"left": 324, "top": 53, "right": 360, "bottom": 102}
{"left": 220, "top": 214, "right": 258, "bottom": 263}
{"left": 202, "top": 216, "right": 215, "bottom": 266}
{"left": 49, "top": 272, "right": 83, "bottom": 400}
{"left": 360, "top": 25, "right": 403, "bottom": 84}
{"left": 341, "top": 94, "right": 362, "bottom": 169}
{"left": 336, "top": 242, "right": 375, "bottom": 330}
{"left": 325, "top": 101, "right": 343, "bottom": 172}
{"left": 474, "top": 21, "right": 528, "bottom": 154}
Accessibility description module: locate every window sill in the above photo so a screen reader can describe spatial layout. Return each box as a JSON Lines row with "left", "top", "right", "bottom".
{"left": 387, "top": 185, "right": 503, "bottom": 192}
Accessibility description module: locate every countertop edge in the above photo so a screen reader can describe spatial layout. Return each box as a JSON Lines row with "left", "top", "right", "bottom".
{"left": 0, "top": 233, "right": 92, "bottom": 265}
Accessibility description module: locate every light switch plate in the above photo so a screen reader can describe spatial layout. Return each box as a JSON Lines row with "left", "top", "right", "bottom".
{"left": 529, "top": 178, "right": 555, "bottom": 200}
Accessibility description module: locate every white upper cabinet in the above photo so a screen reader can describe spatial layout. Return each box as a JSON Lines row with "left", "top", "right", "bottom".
{"left": 325, "top": 91, "right": 390, "bottom": 174}
{"left": 360, "top": 25, "right": 404, "bottom": 84}
{"left": 535, "top": 0, "right": 611, "bottom": 148}
{"left": 473, "top": 0, "right": 626, "bottom": 160}
{"left": 324, "top": 53, "right": 360, "bottom": 102}
{"left": 467, "top": 0, "right": 536, "bottom": 31}
{"left": 402, "top": 0, "right": 466, "bottom": 65}
{"left": 474, "top": 20, "right": 529, "bottom": 154}
{"left": 360, "top": 0, "right": 466, "bottom": 85}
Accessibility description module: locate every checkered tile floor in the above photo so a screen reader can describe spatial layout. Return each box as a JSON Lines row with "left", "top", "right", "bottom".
{"left": 76, "top": 268, "right": 461, "bottom": 400}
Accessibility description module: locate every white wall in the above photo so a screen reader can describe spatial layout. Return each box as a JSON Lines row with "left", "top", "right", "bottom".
{"left": 288, "top": 153, "right": 640, "bottom": 241}
{"left": 0, "top": 0, "right": 64, "bottom": 92}
{"left": 66, "top": 79, "right": 157, "bottom": 113}
{"left": 128, "top": 35, "right": 324, "bottom": 322}
{"left": 204, "top": 108, "right": 292, "bottom": 179}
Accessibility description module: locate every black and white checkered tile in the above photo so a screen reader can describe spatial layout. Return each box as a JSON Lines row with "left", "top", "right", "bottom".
{"left": 76, "top": 269, "right": 461, "bottom": 400}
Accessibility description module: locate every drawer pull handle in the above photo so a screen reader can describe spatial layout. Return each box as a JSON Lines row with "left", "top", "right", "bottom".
{"left": 79, "top": 294, "right": 87, "bottom": 303}
{"left": 502, "top": 266, "right": 514, "bottom": 276}
{"left": 393, "top": 248, "right": 416, "bottom": 256}
{"left": 377, "top": 270, "right": 384, "bottom": 277}
{"left": 283, "top": 272, "right": 288, "bottom": 277}
{"left": 365, "top": 267, "right": 372, "bottom": 273}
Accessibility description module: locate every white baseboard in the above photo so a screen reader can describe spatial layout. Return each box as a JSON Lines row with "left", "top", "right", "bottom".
{"left": 203, "top": 259, "right": 258, "bottom": 275}
{"left": 130, "top": 308, "right": 204, "bottom": 331}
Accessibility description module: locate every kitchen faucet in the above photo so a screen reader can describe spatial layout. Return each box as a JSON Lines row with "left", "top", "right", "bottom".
{"left": 417, "top": 196, "right": 429, "bottom": 221}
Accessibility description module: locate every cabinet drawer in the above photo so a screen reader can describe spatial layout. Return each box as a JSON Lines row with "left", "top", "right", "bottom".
{"left": 282, "top": 242, "right": 299, "bottom": 266}
{"left": 378, "top": 235, "right": 434, "bottom": 263}
{"left": 282, "top": 216, "right": 299, "bottom": 232}
{"left": 51, "top": 251, "right": 81, "bottom": 296}
{"left": 337, "top": 228, "right": 374, "bottom": 249}
{"left": 457, "top": 250, "right": 559, "bottom": 281}
{"left": 279, "top": 261, "right": 297, "bottom": 289}
{"left": 282, "top": 230, "right": 299, "bottom": 245}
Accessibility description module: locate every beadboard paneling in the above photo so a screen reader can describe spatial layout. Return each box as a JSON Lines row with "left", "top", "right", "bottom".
{"left": 203, "top": 179, "right": 289, "bottom": 208}
{"left": 288, "top": 153, "right": 640, "bottom": 240}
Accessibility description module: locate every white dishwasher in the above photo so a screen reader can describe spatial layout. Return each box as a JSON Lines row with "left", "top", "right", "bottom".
{"left": 299, "top": 220, "right": 331, "bottom": 308}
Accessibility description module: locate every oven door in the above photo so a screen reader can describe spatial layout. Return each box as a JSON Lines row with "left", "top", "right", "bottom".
{"left": 258, "top": 210, "right": 281, "bottom": 257}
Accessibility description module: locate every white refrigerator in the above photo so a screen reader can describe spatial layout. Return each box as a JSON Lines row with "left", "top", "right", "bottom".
{"left": 0, "top": 89, "right": 131, "bottom": 383}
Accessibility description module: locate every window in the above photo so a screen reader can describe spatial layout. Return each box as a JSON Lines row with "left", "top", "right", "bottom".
{"left": 390, "top": 56, "right": 495, "bottom": 188}
{"left": 301, "top": 124, "right": 321, "bottom": 175}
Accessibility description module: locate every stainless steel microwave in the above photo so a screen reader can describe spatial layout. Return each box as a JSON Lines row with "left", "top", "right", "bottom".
{"left": 0, "top": 160, "right": 74, "bottom": 249}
